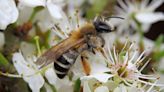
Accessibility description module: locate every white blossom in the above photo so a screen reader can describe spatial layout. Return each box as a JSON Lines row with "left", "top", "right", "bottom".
{"left": 12, "top": 52, "right": 44, "bottom": 92}
{"left": 45, "top": 68, "right": 74, "bottom": 92}
{"left": 111, "top": 0, "right": 164, "bottom": 33}
{"left": 12, "top": 41, "right": 74, "bottom": 92}
{"left": 72, "top": 51, "right": 113, "bottom": 83}
{"left": 19, "top": 0, "right": 65, "bottom": 20}
{"left": 0, "top": 0, "right": 18, "bottom": 29}
{"left": 78, "top": 40, "right": 164, "bottom": 91}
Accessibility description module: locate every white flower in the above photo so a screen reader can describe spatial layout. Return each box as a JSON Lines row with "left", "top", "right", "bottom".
{"left": 19, "top": 0, "right": 65, "bottom": 20}
{"left": 0, "top": 0, "right": 18, "bottom": 30}
{"left": 94, "top": 86, "right": 109, "bottom": 92}
{"left": 12, "top": 52, "right": 44, "bottom": 92}
{"left": 100, "top": 41, "right": 164, "bottom": 89}
{"left": 45, "top": 68, "right": 74, "bottom": 92}
{"left": 72, "top": 51, "right": 113, "bottom": 83}
{"left": 12, "top": 42, "right": 73, "bottom": 92}
{"left": 111, "top": 0, "right": 164, "bottom": 33}
{"left": 76, "top": 39, "right": 164, "bottom": 91}
{"left": 0, "top": 32, "right": 5, "bottom": 50}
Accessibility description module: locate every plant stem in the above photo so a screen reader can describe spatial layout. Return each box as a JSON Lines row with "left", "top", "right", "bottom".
{"left": 34, "top": 36, "right": 41, "bottom": 56}
{"left": 28, "top": 6, "right": 44, "bottom": 22}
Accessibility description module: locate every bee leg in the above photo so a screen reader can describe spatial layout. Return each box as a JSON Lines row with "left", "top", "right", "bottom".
{"left": 91, "top": 48, "right": 96, "bottom": 54}
{"left": 95, "top": 47, "right": 107, "bottom": 59}
{"left": 81, "top": 52, "right": 91, "bottom": 75}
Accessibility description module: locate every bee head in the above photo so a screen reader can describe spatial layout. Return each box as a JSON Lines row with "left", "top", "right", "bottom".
{"left": 93, "top": 16, "right": 124, "bottom": 33}
{"left": 93, "top": 16, "right": 113, "bottom": 33}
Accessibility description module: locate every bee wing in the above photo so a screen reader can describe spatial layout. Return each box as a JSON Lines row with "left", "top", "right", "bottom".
{"left": 35, "top": 37, "right": 85, "bottom": 69}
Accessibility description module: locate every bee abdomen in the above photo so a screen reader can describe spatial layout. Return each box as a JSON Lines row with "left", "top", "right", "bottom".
{"left": 54, "top": 50, "right": 79, "bottom": 79}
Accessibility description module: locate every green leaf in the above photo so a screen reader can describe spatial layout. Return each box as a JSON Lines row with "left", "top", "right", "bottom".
{"left": 0, "top": 52, "right": 9, "bottom": 66}
{"left": 86, "top": 0, "right": 108, "bottom": 19}
{"left": 74, "top": 78, "right": 81, "bottom": 92}
{"left": 154, "top": 50, "right": 164, "bottom": 61}
{"left": 153, "top": 35, "right": 164, "bottom": 61}
{"left": 155, "top": 35, "right": 164, "bottom": 48}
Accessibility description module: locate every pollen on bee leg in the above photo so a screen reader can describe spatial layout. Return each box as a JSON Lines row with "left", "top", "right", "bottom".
{"left": 81, "top": 56, "right": 91, "bottom": 75}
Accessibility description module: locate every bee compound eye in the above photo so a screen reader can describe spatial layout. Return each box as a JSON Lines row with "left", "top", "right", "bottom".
{"left": 93, "top": 21, "right": 112, "bottom": 33}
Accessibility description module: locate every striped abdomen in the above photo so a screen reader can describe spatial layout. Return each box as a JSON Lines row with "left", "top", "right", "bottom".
{"left": 54, "top": 50, "right": 79, "bottom": 79}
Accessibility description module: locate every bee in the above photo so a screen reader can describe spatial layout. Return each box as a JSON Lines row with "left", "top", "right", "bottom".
{"left": 35, "top": 16, "right": 116, "bottom": 79}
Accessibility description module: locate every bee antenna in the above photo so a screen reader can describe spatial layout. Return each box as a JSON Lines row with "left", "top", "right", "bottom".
{"left": 105, "top": 16, "right": 125, "bottom": 20}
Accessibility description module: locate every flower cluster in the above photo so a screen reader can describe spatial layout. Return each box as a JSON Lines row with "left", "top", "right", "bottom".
{"left": 0, "top": 0, "right": 164, "bottom": 92}
{"left": 9, "top": 39, "right": 164, "bottom": 92}
{"left": 111, "top": 0, "right": 164, "bottom": 33}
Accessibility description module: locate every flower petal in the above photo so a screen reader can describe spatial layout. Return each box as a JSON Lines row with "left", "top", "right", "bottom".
{"left": 57, "top": 77, "right": 74, "bottom": 92}
{"left": 47, "top": 0, "right": 63, "bottom": 19}
{"left": 90, "top": 63, "right": 111, "bottom": 74}
{"left": 45, "top": 68, "right": 58, "bottom": 85}
{"left": 20, "top": 42, "right": 36, "bottom": 58}
{"left": 81, "top": 74, "right": 114, "bottom": 83}
{"left": 0, "top": 0, "right": 18, "bottom": 29}
{"left": 136, "top": 12, "right": 164, "bottom": 24}
{"left": 91, "top": 74, "right": 114, "bottom": 83}
{"left": 114, "top": 84, "right": 127, "bottom": 92}
{"left": 19, "top": 0, "right": 46, "bottom": 7}
{"left": 147, "top": 0, "right": 164, "bottom": 11}
{"left": 83, "top": 81, "right": 92, "bottom": 92}
{"left": 12, "top": 52, "right": 44, "bottom": 92}
{"left": 27, "top": 74, "right": 45, "bottom": 92}
{"left": 94, "top": 86, "right": 109, "bottom": 92}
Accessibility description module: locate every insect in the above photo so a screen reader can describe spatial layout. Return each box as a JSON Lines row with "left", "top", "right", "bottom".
{"left": 35, "top": 16, "right": 119, "bottom": 79}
